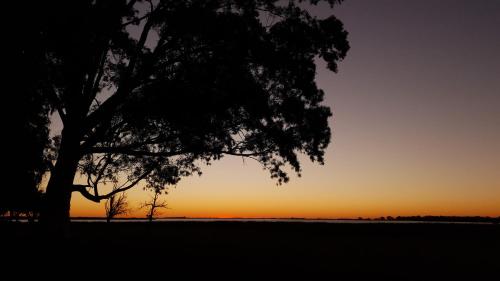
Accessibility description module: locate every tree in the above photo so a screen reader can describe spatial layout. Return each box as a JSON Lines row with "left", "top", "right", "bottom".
{"left": 3, "top": 1, "right": 53, "bottom": 220}
{"left": 105, "top": 189, "right": 130, "bottom": 223}
{"left": 140, "top": 190, "right": 168, "bottom": 223}
{"left": 21, "top": 0, "right": 349, "bottom": 228}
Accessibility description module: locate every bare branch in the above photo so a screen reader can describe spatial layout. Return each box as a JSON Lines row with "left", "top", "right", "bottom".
{"left": 140, "top": 191, "right": 168, "bottom": 222}
{"left": 105, "top": 189, "right": 129, "bottom": 222}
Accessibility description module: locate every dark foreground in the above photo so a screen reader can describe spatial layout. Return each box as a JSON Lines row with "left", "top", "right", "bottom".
{"left": 2, "top": 222, "right": 499, "bottom": 279}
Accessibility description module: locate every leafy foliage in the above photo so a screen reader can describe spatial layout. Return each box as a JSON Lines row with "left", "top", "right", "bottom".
{"left": 29, "top": 0, "right": 349, "bottom": 206}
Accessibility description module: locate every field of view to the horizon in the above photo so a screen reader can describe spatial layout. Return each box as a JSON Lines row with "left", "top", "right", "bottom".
{"left": 51, "top": 0, "right": 499, "bottom": 219}
{"left": 6, "top": 1, "right": 500, "bottom": 279}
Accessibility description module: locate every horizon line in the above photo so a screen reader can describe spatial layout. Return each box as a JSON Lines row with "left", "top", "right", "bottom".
{"left": 69, "top": 215, "right": 500, "bottom": 220}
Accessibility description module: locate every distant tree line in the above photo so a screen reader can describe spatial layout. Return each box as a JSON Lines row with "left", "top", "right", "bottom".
{"left": 357, "top": 216, "right": 500, "bottom": 224}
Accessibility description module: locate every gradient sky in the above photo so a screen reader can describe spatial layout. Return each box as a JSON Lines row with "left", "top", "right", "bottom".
{"left": 67, "top": 0, "right": 500, "bottom": 218}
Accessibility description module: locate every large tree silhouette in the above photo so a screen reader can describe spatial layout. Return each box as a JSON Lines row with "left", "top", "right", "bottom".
{"left": 23, "top": 0, "right": 348, "bottom": 227}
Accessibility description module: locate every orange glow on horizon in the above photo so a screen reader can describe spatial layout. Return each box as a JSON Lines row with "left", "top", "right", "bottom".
{"left": 69, "top": 167, "right": 500, "bottom": 219}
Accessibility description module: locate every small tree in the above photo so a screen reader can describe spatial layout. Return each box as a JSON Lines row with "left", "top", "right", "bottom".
{"left": 105, "top": 190, "right": 129, "bottom": 223}
{"left": 140, "top": 191, "right": 168, "bottom": 223}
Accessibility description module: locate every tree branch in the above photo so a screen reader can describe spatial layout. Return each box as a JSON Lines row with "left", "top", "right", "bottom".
{"left": 126, "top": 0, "right": 138, "bottom": 10}
{"left": 80, "top": 120, "right": 127, "bottom": 153}
{"left": 46, "top": 84, "right": 68, "bottom": 125}
{"left": 85, "top": 145, "right": 269, "bottom": 158}
{"left": 85, "top": 44, "right": 109, "bottom": 109}
{"left": 83, "top": 4, "right": 158, "bottom": 133}
{"left": 72, "top": 184, "right": 100, "bottom": 203}
{"left": 121, "top": 13, "right": 149, "bottom": 27}
{"left": 72, "top": 168, "right": 151, "bottom": 202}
{"left": 86, "top": 147, "right": 187, "bottom": 157}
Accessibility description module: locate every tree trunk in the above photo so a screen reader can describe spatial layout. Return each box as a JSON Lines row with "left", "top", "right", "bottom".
{"left": 40, "top": 129, "right": 80, "bottom": 235}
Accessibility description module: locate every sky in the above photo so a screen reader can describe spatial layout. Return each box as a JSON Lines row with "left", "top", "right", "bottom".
{"left": 68, "top": 0, "right": 500, "bottom": 218}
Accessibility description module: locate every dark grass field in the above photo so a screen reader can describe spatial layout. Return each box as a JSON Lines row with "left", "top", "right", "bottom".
{"left": 2, "top": 221, "right": 499, "bottom": 279}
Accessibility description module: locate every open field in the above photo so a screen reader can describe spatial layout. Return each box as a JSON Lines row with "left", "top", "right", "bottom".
{"left": 2, "top": 221, "right": 499, "bottom": 279}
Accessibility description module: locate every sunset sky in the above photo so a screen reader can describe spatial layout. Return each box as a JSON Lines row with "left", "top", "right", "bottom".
{"left": 65, "top": 0, "right": 500, "bottom": 218}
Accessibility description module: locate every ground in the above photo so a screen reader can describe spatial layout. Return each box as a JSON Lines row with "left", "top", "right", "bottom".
{"left": 1, "top": 221, "right": 499, "bottom": 279}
